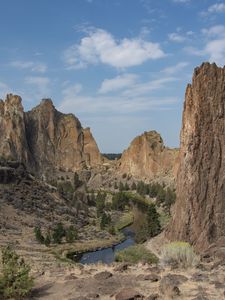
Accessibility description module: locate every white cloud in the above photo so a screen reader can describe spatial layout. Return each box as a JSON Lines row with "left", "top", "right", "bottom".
{"left": 99, "top": 74, "right": 138, "bottom": 94}
{"left": 122, "top": 77, "right": 177, "bottom": 98}
{"left": 185, "top": 25, "right": 225, "bottom": 66}
{"left": 10, "top": 60, "right": 47, "bottom": 73}
{"left": 202, "top": 25, "right": 225, "bottom": 37}
{"left": 201, "top": 3, "right": 225, "bottom": 17}
{"left": 25, "top": 76, "right": 50, "bottom": 96}
{"left": 64, "top": 28, "right": 165, "bottom": 69}
{"left": 59, "top": 75, "right": 178, "bottom": 116}
{"left": 162, "top": 62, "right": 189, "bottom": 75}
{"left": 62, "top": 83, "right": 83, "bottom": 98}
{"left": 168, "top": 32, "right": 186, "bottom": 43}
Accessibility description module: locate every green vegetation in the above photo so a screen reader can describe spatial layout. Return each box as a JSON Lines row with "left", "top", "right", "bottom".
{"left": 135, "top": 181, "right": 176, "bottom": 212}
{"left": 115, "top": 245, "right": 158, "bottom": 264}
{"left": 115, "top": 212, "right": 134, "bottom": 231}
{"left": 65, "top": 225, "right": 78, "bottom": 243}
{"left": 34, "top": 226, "right": 45, "bottom": 244}
{"left": 162, "top": 242, "right": 199, "bottom": 268}
{"left": 146, "top": 203, "right": 161, "bottom": 237}
{"left": 133, "top": 203, "right": 161, "bottom": 243}
{"left": 112, "top": 192, "right": 129, "bottom": 211}
{"left": 34, "top": 223, "right": 78, "bottom": 246}
{"left": 100, "top": 212, "right": 111, "bottom": 229}
{"left": 52, "top": 222, "right": 65, "bottom": 244}
{"left": 0, "top": 246, "right": 33, "bottom": 299}
{"left": 96, "top": 191, "right": 107, "bottom": 217}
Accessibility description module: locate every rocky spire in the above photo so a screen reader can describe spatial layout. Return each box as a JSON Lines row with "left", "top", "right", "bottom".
{"left": 167, "top": 62, "right": 225, "bottom": 253}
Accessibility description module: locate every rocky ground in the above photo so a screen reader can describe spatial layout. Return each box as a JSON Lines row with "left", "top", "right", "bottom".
{"left": 28, "top": 256, "right": 225, "bottom": 300}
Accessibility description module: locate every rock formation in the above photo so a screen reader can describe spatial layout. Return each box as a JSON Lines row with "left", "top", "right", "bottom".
{"left": 118, "top": 131, "right": 178, "bottom": 183}
{"left": 0, "top": 94, "right": 103, "bottom": 177}
{"left": 167, "top": 62, "right": 225, "bottom": 253}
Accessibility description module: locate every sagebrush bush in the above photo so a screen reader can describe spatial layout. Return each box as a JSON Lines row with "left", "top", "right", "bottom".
{"left": 115, "top": 245, "right": 159, "bottom": 264}
{"left": 0, "top": 246, "right": 33, "bottom": 299}
{"left": 161, "top": 241, "right": 199, "bottom": 268}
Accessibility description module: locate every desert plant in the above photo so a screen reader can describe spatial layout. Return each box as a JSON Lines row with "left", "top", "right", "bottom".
{"left": 34, "top": 226, "right": 45, "bottom": 244}
{"left": 115, "top": 245, "right": 158, "bottom": 264}
{"left": 65, "top": 225, "right": 78, "bottom": 243}
{"left": 52, "top": 223, "right": 65, "bottom": 244}
{"left": 0, "top": 246, "right": 33, "bottom": 299}
{"left": 161, "top": 241, "right": 199, "bottom": 268}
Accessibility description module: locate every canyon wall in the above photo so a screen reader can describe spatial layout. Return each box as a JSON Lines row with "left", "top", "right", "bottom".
{"left": 167, "top": 62, "right": 225, "bottom": 252}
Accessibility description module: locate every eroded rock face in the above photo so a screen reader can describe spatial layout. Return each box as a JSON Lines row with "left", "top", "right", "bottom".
{"left": 119, "top": 131, "right": 178, "bottom": 183}
{"left": 0, "top": 94, "right": 30, "bottom": 163}
{"left": 167, "top": 62, "right": 225, "bottom": 252}
{"left": 0, "top": 95, "right": 103, "bottom": 176}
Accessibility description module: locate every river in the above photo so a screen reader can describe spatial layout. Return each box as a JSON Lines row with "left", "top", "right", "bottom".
{"left": 71, "top": 227, "right": 135, "bottom": 264}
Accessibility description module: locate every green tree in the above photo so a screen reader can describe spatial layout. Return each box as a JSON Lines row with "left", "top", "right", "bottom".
{"left": 112, "top": 192, "right": 129, "bottom": 211}
{"left": 52, "top": 223, "right": 65, "bottom": 244}
{"left": 65, "top": 225, "right": 78, "bottom": 243}
{"left": 44, "top": 232, "right": 51, "bottom": 247}
{"left": 146, "top": 203, "right": 161, "bottom": 237}
{"left": 100, "top": 212, "right": 111, "bottom": 229}
{"left": 34, "top": 226, "right": 44, "bottom": 244}
{"left": 0, "top": 246, "right": 33, "bottom": 299}
{"left": 96, "top": 191, "right": 106, "bottom": 217}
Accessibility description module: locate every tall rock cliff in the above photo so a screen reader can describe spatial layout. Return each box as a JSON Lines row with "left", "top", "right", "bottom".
{"left": 0, "top": 94, "right": 31, "bottom": 163}
{"left": 0, "top": 94, "right": 103, "bottom": 176}
{"left": 119, "top": 131, "right": 179, "bottom": 183}
{"left": 167, "top": 62, "right": 225, "bottom": 252}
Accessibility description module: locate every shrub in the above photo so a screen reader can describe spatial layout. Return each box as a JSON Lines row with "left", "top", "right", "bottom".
{"left": 115, "top": 245, "right": 159, "bottom": 264}
{"left": 0, "top": 246, "right": 33, "bottom": 299}
{"left": 112, "top": 192, "right": 129, "bottom": 211}
{"left": 146, "top": 203, "right": 161, "bottom": 237}
{"left": 161, "top": 242, "right": 199, "bottom": 268}
{"left": 96, "top": 191, "right": 106, "bottom": 217}
{"left": 100, "top": 212, "right": 111, "bottom": 229}
{"left": 52, "top": 223, "right": 65, "bottom": 244}
{"left": 34, "top": 226, "right": 44, "bottom": 244}
{"left": 65, "top": 225, "right": 78, "bottom": 243}
{"left": 44, "top": 232, "right": 51, "bottom": 247}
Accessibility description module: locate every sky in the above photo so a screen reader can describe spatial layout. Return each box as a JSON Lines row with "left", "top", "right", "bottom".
{"left": 0, "top": 0, "right": 225, "bottom": 152}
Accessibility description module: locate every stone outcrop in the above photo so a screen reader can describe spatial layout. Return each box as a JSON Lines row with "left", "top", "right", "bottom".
{"left": 0, "top": 94, "right": 31, "bottom": 163}
{"left": 0, "top": 94, "right": 103, "bottom": 177}
{"left": 118, "top": 131, "right": 178, "bottom": 183}
{"left": 167, "top": 62, "right": 225, "bottom": 252}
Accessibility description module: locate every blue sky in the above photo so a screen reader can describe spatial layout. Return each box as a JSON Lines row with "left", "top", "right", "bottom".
{"left": 0, "top": 0, "right": 225, "bottom": 152}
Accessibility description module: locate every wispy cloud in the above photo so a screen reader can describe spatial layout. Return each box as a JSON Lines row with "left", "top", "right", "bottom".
{"left": 25, "top": 76, "right": 50, "bottom": 96}
{"left": 63, "top": 27, "right": 165, "bottom": 69}
{"left": 185, "top": 25, "right": 225, "bottom": 66}
{"left": 99, "top": 74, "right": 138, "bottom": 94}
{"left": 10, "top": 60, "right": 47, "bottom": 73}
{"left": 200, "top": 3, "right": 225, "bottom": 17}
{"left": 162, "top": 62, "right": 189, "bottom": 75}
{"left": 168, "top": 32, "right": 186, "bottom": 43}
{"left": 59, "top": 74, "right": 178, "bottom": 117}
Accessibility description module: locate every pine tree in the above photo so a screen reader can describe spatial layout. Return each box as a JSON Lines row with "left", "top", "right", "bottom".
{"left": 52, "top": 223, "right": 65, "bottom": 244}
{"left": 65, "top": 225, "right": 78, "bottom": 243}
{"left": 146, "top": 203, "right": 161, "bottom": 237}
{"left": 34, "top": 226, "right": 45, "bottom": 244}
